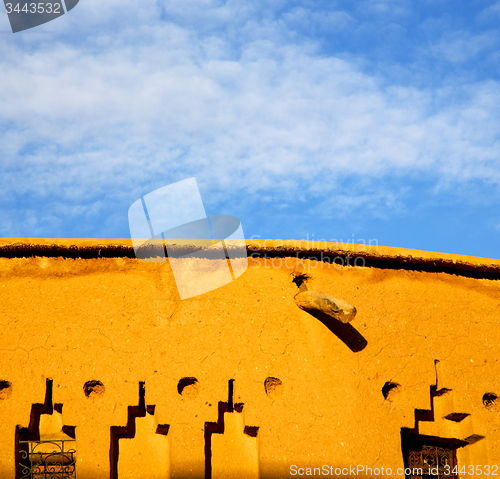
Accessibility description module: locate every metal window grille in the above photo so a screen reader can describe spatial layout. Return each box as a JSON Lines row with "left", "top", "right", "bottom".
{"left": 18, "top": 440, "right": 76, "bottom": 479}
{"left": 407, "top": 445, "right": 457, "bottom": 479}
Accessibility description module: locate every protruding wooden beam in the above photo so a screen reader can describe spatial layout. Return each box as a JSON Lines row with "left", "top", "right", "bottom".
{"left": 294, "top": 291, "right": 357, "bottom": 323}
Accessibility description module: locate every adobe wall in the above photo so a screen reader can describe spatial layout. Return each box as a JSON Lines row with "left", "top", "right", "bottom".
{"left": 0, "top": 239, "right": 499, "bottom": 479}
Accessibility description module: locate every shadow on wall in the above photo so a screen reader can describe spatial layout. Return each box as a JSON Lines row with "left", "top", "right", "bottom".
{"left": 307, "top": 310, "right": 368, "bottom": 352}
{"left": 204, "top": 379, "right": 260, "bottom": 479}
{"left": 110, "top": 382, "right": 170, "bottom": 479}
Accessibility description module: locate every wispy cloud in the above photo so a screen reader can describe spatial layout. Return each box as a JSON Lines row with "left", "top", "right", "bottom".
{"left": 0, "top": 0, "right": 499, "bottom": 244}
{"left": 429, "top": 30, "right": 499, "bottom": 63}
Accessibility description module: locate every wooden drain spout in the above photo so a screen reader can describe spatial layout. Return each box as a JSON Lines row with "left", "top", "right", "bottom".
{"left": 294, "top": 291, "right": 357, "bottom": 323}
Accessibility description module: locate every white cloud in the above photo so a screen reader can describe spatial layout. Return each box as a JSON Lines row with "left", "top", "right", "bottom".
{"left": 476, "top": 1, "right": 500, "bottom": 23}
{"left": 0, "top": 0, "right": 500, "bottom": 236}
{"left": 282, "top": 7, "right": 355, "bottom": 32}
{"left": 356, "top": 0, "right": 412, "bottom": 17}
{"left": 429, "top": 30, "right": 499, "bottom": 63}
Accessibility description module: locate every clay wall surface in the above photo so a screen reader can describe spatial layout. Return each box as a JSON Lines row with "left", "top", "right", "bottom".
{"left": 0, "top": 239, "right": 499, "bottom": 479}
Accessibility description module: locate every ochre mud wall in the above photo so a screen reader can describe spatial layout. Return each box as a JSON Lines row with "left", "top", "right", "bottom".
{"left": 0, "top": 239, "right": 499, "bottom": 478}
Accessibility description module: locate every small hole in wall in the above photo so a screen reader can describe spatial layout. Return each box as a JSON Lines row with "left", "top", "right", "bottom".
{"left": 0, "top": 380, "right": 12, "bottom": 400}
{"left": 83, "top": 380, "right": 105, "bottom": 398}
{"left": 178, "top": 377, "right": 199, "bottom": 399}
{"left": 264, "top": 377, "right": 283, "bottom": 399}
{"left": 382, "top": 381, "right": 401, "bottom": 401}
{"left": 291, "top": 272, "right": 311, "bottom": 291}
{"left": 483, "top": 392, "right": 498, "bottom": 410}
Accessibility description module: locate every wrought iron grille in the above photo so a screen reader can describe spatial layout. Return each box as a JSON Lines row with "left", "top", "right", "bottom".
{"left": 18, "top": 440, "right": 76, "bottom": 479}
{"left": 407, "top": 445, "right": 457, "bottom": 479}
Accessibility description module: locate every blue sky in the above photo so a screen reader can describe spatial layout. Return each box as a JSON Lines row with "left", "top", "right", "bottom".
{"left": 1, "top": 0, "right": 500, "bottom": 258}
